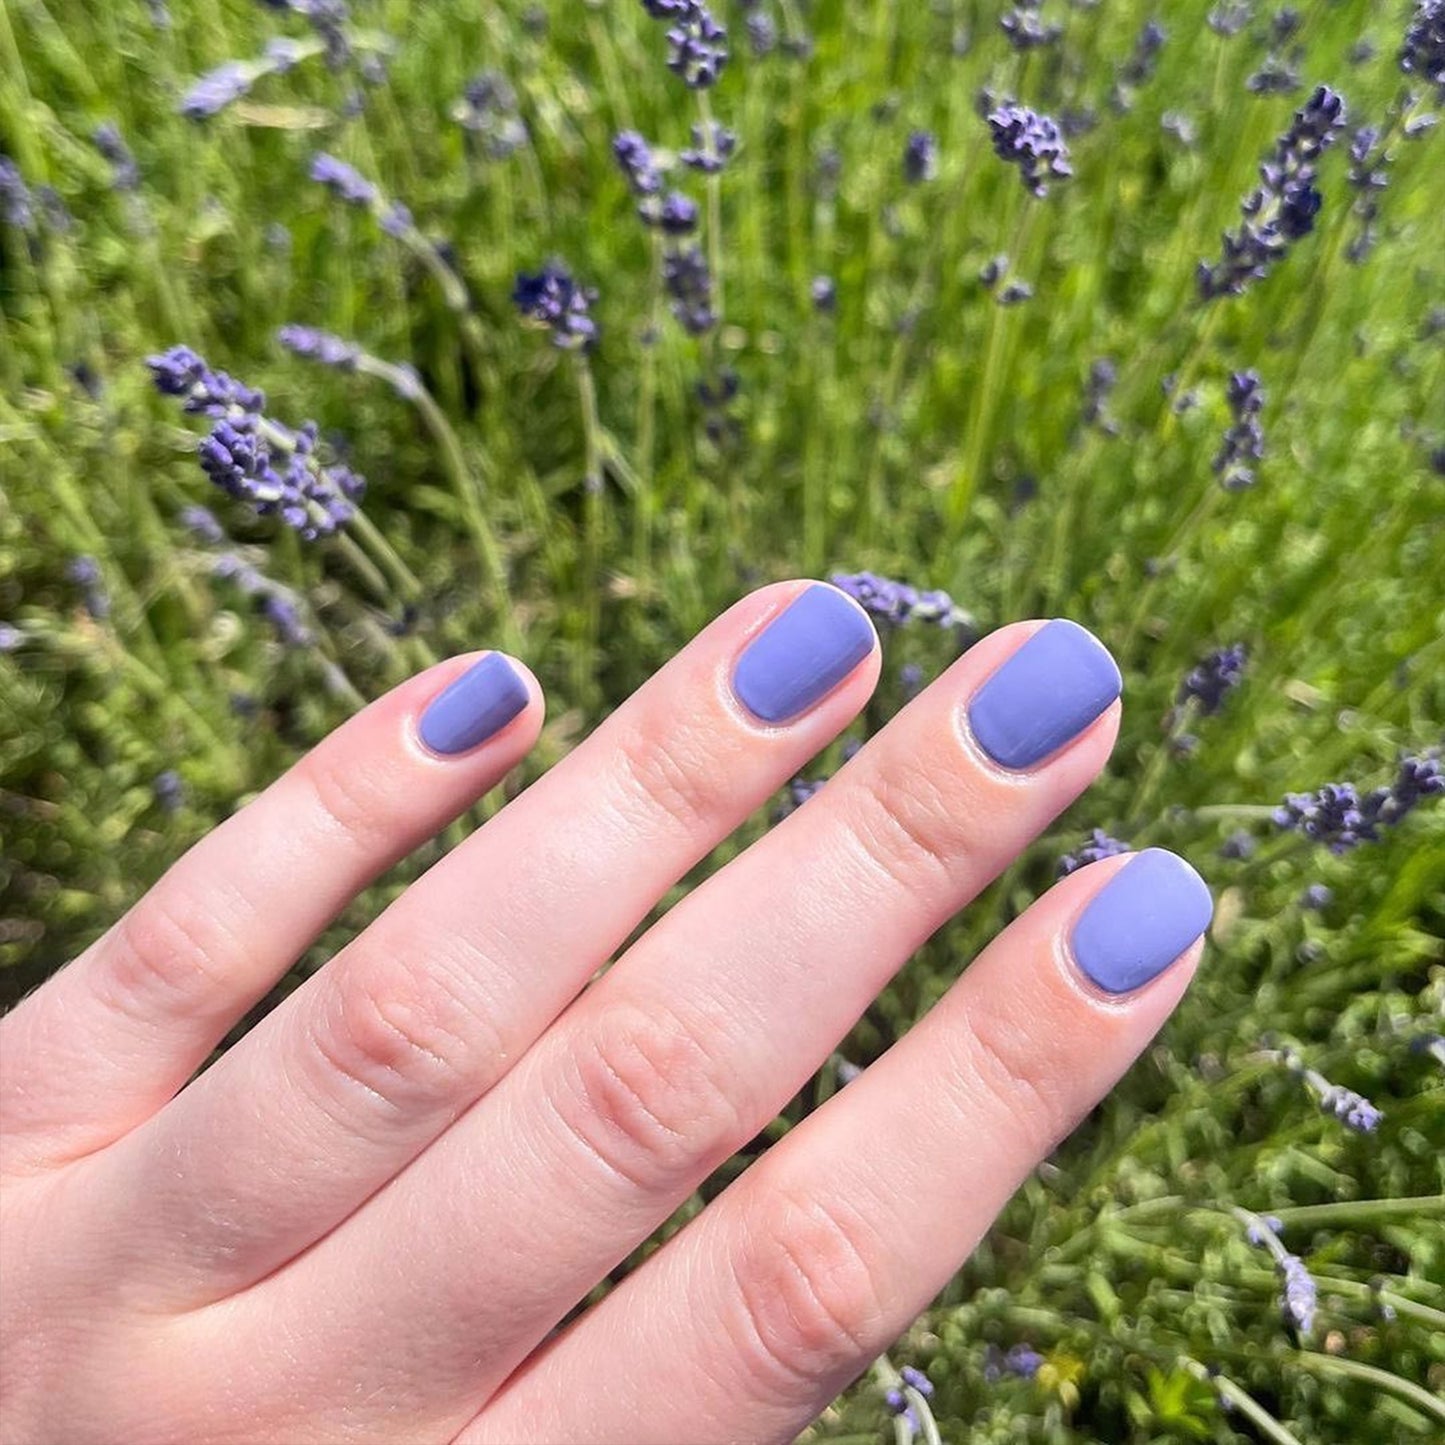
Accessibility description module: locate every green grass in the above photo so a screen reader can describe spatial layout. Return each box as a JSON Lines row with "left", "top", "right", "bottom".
{"left": 2, "top": 1, "right": 1443, "bottom": 1440}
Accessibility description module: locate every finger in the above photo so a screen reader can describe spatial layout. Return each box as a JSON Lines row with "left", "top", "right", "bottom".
{"left": 467, "top": 850, "right": 1212, "bottom": 1445}
{"left": 225, "top": 619, "right": 1122, "bottom": 1440}
{"left": 96, "top": 582, "right": 880, "bottom": 1300}
{"left": 0, "top": 650, "right": 542, "bottom": 1175}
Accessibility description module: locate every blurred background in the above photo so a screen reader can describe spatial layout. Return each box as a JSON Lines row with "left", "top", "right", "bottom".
{"left": 1, "top": 1, "right": 1442, "bottom": 1440}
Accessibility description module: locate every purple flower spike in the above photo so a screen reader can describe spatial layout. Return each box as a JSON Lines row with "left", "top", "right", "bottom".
{"left": 1058, "top": 828, "right": 1130, "bottom": 877}
{"left": 1199, "top": 86, "right": 1347, "bottom": 299}
{"left": 513, "top": 262, "right": 600, "bottom": 351}
{"left": 310, "top": 152, "right": 378, "bottom": 207}
{"left": 987, "top": 102, "right": 1073, "bottom": 197}
{"left": 1179, "top": 643, "right": 1248, "bottom": 713}
{"left": 903, "top": 130, "right": 939, "bottom": 183}
{"left": 1401, "top": 1, "right": 1445, "bottom": 101}
{"left": 180, "top": 62, "right": 254, "bottom": 120}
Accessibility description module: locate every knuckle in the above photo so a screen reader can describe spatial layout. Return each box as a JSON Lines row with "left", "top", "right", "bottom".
{"left": 555, "top": 999, "right": 744, "bottom": 1193}
{"left": 101, "top": 882, "right": 248, "bottom": 1024}
{"left": 606, "top": 718, "right": 728, "bottom": 841}
{"left": 841, "top": 753, "right": 971, "bottom": 899}
{"left": 306, "top": 955, "right": 499, "bottom": 1115}
{"left": 293, "top": 746, "right": 395, "bottom": 857}
{"left": 955, "top": 999, "right": 1076, "bottom": 1152}
{"left": 728, "top": 1187, "right": 886, "bottom": 1400}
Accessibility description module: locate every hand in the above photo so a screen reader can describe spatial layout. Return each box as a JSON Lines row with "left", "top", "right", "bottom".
{"left": 0, "top": 582, "right": 1211, "bottom": 1445}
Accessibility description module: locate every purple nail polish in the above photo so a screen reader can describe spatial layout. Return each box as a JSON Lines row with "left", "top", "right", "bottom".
{"left": 733, "top": 585, "right": 876, "bottom": 724}
{"left": 967, "top": 619, "right": 1121, "bottom": 769}
{"left": 419, "top": 653, "right": 529, "bottom": 756}
{"left": 1071, "top": 849, "right": 1213, "bottom": 994}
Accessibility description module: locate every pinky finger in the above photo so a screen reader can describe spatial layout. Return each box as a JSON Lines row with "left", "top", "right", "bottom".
{"left": 465, "top": 849, "right": 1211, "bottom": 1445}
{"left": 0, "top": 651, "right": 542, "bottom": 1176}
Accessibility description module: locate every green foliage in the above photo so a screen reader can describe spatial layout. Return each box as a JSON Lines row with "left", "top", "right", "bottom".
{"left": 1, "top": 1, "right": 1443, "bottom": 1440}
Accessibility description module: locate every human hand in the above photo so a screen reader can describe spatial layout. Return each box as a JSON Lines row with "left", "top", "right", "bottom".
{"left": 0, "top": 581, "right": 1211, "bottom": 1445}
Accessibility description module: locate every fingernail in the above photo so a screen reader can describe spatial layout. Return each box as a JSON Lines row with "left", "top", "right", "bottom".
{"left": 1071, "top": 849, "right": 1213, "bottom": 995}
{"left": 967, "top": 619, "right": 1122, "bottom": 769}
{"left": 419, "top": 653, "right": 529, "bottom": 756}
{"left": 733, "top": 585, "right": 876, "bottom": 724}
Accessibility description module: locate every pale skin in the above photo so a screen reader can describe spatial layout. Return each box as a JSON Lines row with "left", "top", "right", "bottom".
{"left": 0, "top": 581, "right": 1204, "bottom": 1445}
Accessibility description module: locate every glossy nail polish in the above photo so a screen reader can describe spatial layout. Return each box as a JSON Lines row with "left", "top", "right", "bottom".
{"left": 967, "top": 619, "right": 1121, "bottom": 770}
{"left": 419, "top": 653, "right": 529, "bottom": 756}
{"left": 1071, "top": 849, "right": 1213, "bottom": 994}
{"left": 733, "top": 585, "right": 876, "bottom": 724}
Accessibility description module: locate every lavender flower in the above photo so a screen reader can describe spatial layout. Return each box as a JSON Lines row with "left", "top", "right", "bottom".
{"left": 153, "top": 770, "right": 186, "bottom": 814}
{"left": 149, "top": 345, "right": 364, "bottom": 541}
{"left": 639, "top": 190, "right": 700, "bottom": 234}
{"left": 1114, "top": 19, "right": 1167, "bottom": 106}
{"left": 662, "top": 246, "right": 717, "bottom": 335}
{"left": 1247, "top": 52, "right": 1303, "bottom": 96}
{"left": 987, "top": 103, "right": 1073, "bottom": 197}
{"left": 66, "top": 556, "right": 110, "bottom": 621}
{"left": 180, "top": 62, "right": 254, "bottom": 120}
{"left": 277, "top": 324, "right": 361, "bottom": 370}
{"left": 1083, "top": 358, "right": 1119, "bottom": 432}
{"left": 1179, "top": 643, "right": 1247, "bottom": 714}
{"left": 829, "top": 572, "right": 969, "bottom": 629}
{"left": 0, "top": 155, "right": 33, "bottom": 230}
{"left": 1220, "top": 829, "right": 1256, "bottom": 860}
{"left": 811, "top": 275, "right": 837, "bottom": 312}
{"left": 1345, "top": 124, "right": 1391, "bottom": 263}
{"left": 1198, "top": 85, "right": 1347, "bottom": 299}
{"left": 1401, "top": 1, "right": 1445, "bottom": 101}
{"left": 148, "top": 345, "right": 266, "bottom": 417}
{"left": 453, "top": 72, "right": 528, "bottom": 158}
{"left": 746, "top": 11, "right": 777, "bottom": 56}
{"left": 512, "top": 262, "right": 600, "bottom": 350}
{"left": 1000, "top": 2, "right": 1062, "bottom": 52}
{"left": 0, "top": 624, "right": 23, "bottom": 652}
{"left": 180, "top": 504, "right": 227, "bottom": 545}
{"left": 1213, "top": 370, "right": 1265, "bottom": 489}
{"left": 1320, "top": 1083, "right": 1384, "bottom": 1132}
{"left": 984, "top": 1343, "right": 1044, "bottom": 1381}
{"left": 1274, "top": 783, "right": 1375, "bottom": 852}
{"left": 998, "top": 280, "right": 1034, "bottom": 305}
{"left": 310, "top": 152, "right": 378, "bottom": 206}
{"left": 903, "top": 130, "right": 938, "bottom": 184}
{"left": 1300, "top": 883, "right": 1333, "bottom": 910}
{"left": 900, "top": 1366, "right": 934, "bottom": 1396}
{"left": 1058, "top": 829, "right": 1130, "bottom": 877}
{"left": 680, "top": 121, "right": 737, "bottom": 173}
{"left": 92, "top": 124, "right": 139, "bottom": 192}
{"left": 1270, "top": 1046, "right": 1385, "bottom": 1134}
{"left": 646, "top": 0, "right": 729, "bottom": 88}
{"left": 1208, "top": 2, "right": 1254, "bottom": 37}
{"left": 613, "top": 131, "right": 664, "bottom": 195}
{"left": 1280, "top": 1251, "right": 1317, "bottom": 1332}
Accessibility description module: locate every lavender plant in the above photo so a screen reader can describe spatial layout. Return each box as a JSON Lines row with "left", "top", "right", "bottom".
{"left": 3, "top": 2, "right": 1444, "bottom": 1441}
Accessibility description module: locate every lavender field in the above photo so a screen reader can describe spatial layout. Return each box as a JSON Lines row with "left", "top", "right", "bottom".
{"left": 1, "top": 2, "right": 1443, "bottom": 1440}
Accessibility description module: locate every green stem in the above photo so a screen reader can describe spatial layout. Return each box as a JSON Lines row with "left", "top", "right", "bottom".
{"left": 1290, "top": 1353, "right": 1445, "bottom": 1426}
{"left": 1271, "top": 1195, "right": 1445, "bottom": 1230}
{"left": 359, "top": 358, "right": 518, "bottom": 652}
{"left": 346, "top": 506, "right": 424, "bottom": 601}
{"left": 1204, "top": 1368, "right": 1306, "bottom": 1445}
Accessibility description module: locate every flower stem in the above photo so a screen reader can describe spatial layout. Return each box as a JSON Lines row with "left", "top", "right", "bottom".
{"left": 1290, "top": 1353, "right": 1445, "bottom": 1426}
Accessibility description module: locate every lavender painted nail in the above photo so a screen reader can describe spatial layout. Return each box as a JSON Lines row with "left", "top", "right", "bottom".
{"left": 1071, "top": 849, "right": 1213, "bottom": 994}
{"left": 733, "top": 585, "right": 876, "bottom": 724}
{"left": 419, "top": 653, "right": 529, "bottom": 756}
{"left": 967, "top": 619, "right": 1121, "bottom": 769}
